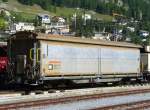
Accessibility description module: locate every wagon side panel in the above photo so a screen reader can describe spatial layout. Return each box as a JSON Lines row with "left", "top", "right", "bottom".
{"left": 100, "top": 47, "right": 140, "bottom": 75}
{"left": 40, "top": 41, "right": 99, "bottom": 76}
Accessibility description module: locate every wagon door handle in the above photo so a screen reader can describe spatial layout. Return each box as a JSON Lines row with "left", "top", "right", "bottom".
{"left": 29, "top": 48, "right": 40, "bottom": 62}
{"left": 29, "top": 48, "right": 34, "bottom": 61}
{"left": 36, "top": 48, "right": 40, "bottom": 62}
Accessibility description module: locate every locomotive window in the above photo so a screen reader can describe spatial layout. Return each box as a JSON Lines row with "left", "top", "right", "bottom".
{"left": 0, "top": 47, "right": 7, "bottom": 57}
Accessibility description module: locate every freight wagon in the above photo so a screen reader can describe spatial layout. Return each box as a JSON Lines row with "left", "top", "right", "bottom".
{"left": 7, "top": 31, "right": 142, "bottom": 85}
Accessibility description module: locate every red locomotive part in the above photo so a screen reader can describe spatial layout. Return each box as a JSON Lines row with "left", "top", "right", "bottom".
{"left": 0, "top": 46, "right": 8, "bottom": 73}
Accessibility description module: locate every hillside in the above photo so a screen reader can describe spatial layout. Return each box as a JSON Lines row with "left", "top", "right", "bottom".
{"left": 0, "top": 0, "right": 52, "bottom": 19}
{"left": 0, "top": 0, "right": 113, "bottom": 21}
{"left": 17, "top": 0, "right": 150, "bottom": 21}
{"left": 0, "top": 0, "right": 150, "bottom": 45}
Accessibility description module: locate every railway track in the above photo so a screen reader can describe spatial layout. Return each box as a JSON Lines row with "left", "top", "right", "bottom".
{"left": 92, "top": 100, "right": 150, "bottom": 110}
{"left": 0, "top": 85, "right": 150, "bottom": 109}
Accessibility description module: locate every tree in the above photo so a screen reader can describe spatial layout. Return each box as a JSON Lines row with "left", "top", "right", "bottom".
{"left": 129, "top": 32, "right": 142, "bottom": 44}
{"left": 2, "top": 0, "right": 8, "bottom": 2}
{"left": 71, "top": 16, "right": 94, "bottom": 38}
{"left": 0, "top": 18, "right": 7, "bottom": 30}
{"left": 143, "top": 36, "right": 150, "bottom": 46}
{"left": 17, "top": 0, "right": 150, "bottom": 21}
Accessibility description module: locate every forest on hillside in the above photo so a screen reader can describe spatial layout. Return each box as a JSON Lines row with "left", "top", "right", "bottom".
{"left": 17, "top": 0, "right": 150, "bottom": 21}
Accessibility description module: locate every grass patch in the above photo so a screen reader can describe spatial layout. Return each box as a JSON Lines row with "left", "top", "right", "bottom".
{"left": 5, "top": 0, "right": 113, "bottom": 22}
{"left": 54, "top": 7, "right": 113, "bottom": 21}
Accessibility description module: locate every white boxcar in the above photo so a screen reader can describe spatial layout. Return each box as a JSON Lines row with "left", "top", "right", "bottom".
{"left": 37, "top": 34, "right": 142, "bottom": 81}
{"left": 8, "top": 32, "right": 142, "bottom": 83}
{"left": 40, "top": 42, "right": 140, "bottom": 76}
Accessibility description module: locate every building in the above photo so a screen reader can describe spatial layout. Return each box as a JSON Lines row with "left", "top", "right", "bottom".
{"left": 11, "top": 22, "right": 35, "bottom": 33}
{"left": 127, "top": 27, "right": 135, "bottom": 32}
{"left": 45, "top": 23, "right": 70, "bottom": 35}
{"left": 93, "top": 32, "right": 111, "bottom": 41}
{"left": 116, "top": 0, "right": 123, "bottom": 7}
{"left": 0, "top": 31, "right": 10, "bottom": 38}
{"left": 52, "top": 16, "right": 66, "bottom": 24}
{"left": 36, "top": 14, "right": 69, "bottom": 35}
{"left": 44, "top": 16, "right": 69, "bottom": 35}
{"left": 139, "top": 30, "right": 149, "bottom": 37}
{"left": 37, "top": 14, "right": 51, "bottom": 26}
{"left": 82, "top": 14, "right": 91, "bottom": 20}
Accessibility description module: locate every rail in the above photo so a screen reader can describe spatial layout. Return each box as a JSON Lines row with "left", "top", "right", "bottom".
{"left": 1, "top": 85, "right": 150, "bottom": 109}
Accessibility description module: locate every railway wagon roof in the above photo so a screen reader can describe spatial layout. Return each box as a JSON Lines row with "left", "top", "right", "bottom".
{"left": 37, "top": 33, "right": 142, "bottom": 49}
{"left": 10, "top": 31, "right": 142, "bottom": 48}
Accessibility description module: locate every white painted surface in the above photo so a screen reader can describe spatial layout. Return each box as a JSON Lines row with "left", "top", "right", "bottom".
{"left": 40, "top": 42, "right": 140, "bottom": 76}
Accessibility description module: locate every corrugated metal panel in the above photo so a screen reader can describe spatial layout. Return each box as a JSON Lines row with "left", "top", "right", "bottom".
{"left": 40, "top": 41, "right": 140, "bottom": 77}
{"left": 41, "top": 43, "right": 99, "bottom": 76}
{"left": 101, "top": 47, "right": 140, "bottom": 73}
